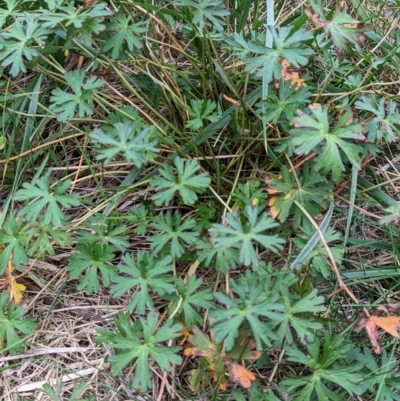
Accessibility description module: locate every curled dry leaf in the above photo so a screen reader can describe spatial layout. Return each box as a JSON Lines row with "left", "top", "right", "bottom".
{"left": 354, "top": 305, "right": 400, "bottom": 354}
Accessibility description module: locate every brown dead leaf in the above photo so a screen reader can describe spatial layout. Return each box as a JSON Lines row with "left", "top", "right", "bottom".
{"left": 227, "top": 361, "right": 256, "bottom": 389}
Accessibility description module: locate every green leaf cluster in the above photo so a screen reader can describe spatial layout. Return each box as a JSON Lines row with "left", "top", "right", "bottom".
{"left": 0, "top": 293, "right": 38, "bottom": 354}
{"left": 209, "top": 206, "right": 285, "bottom": 267}
{"left": 290, "top": 104, "right": 365, "bottom": 181}
{"left": 50, "top": 71, "right": 104, "bottom": 122}
{"left": 95, "top": 311, "right": 182, "bottom": 391}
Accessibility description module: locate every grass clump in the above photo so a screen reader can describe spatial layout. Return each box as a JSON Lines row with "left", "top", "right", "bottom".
{"left": 1, "top": 0, "right": 400, "bottom": 400}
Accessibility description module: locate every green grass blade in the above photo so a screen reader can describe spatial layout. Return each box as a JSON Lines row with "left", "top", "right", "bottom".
{"left": 290, "top": 201, "right": 334, "bottom": 270}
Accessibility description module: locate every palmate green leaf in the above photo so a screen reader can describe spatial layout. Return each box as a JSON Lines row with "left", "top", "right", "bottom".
{"left": 231, "top": 181, "right": 266, "bottom": 209}
{"left": 26, "top": 217, "right": 73, "bottom": 259}
{"left": 209, "top": 206, "right": 285, "bottom": 267}
{"left": 186, "top": 99, "right": 220, "bottom": 130}
{"left": 165, "top": 275, "right": 213, "bottom": 328}
{"left": 14, "top": 173, "right": 80, "bottom": 227}
{"left": 50, "top": 70, "right": 104, "bottom": 122}
{"left": 0, "top": 14, "right": 52, "bottom": 77}
{"left": 0, "top": 212, "right": 29, "bottom": 274}
{"left": 276, "top": 285, "right": 326, "bottom": 343}
{"left": 110, "top": 252, "right": 175, "bottom": 314}
{"left": 78, "top": 215, "right": 129, "bottom": 252}
{"left": 41, "top": 2, "right": 113, "bottom": 29}
{"left": 149, "top": 212, "right": 200, "bottom": 258}
{"left": 327, "top": 13, "right": 364, "bottom": 52}
{"left": 196, "top": 200, "right": 217, "bottom": 230}
{"left": 284, "top": 333, "right": 363, "bottom": 400}
{"left": 127, "top": 204, "right": 150, "bottom": 236}
{"left": 41, "top": 2, "right": 112, "bottom": 46}
{"left": 290, "top": 103, "right": 365, "bottom": 182}
{"left": 0, "top": 0, "right": 22, "bottom": 27}
{"left": 355, "top": 96, "right": 400, "bottom": 142}
{"left": 42, "top": 0, "right": 65, "bottom": 10}
{"left": 95, "top": 311, "right": 182, "bottom": 391}
{"left": 67, "top": 243, "right": 117, "bottom": 295}
{"left": 355, "top": 347, "right": 400, "bottom": 400}
{"left": 229, "top": 26, "right": 313, "bottom": 83}
{"left": 266, "top": 163, "right": 332, "bottom": 228}
{"left": 309, "top": 0, "right": 367, "bottom": 53}
{"left": 256, "top": 82, "right": 312, "bottom": 126}
{"left": 197, "top": 238, "right": 240, "bottom": 273}
{"left": 175, "top": 0, "right": 229, "bottom": 33}
{"left": 0, "top": 293, "right": 38, "bottom": 355}
{"left": 90, "top": 122, "right": 159, "bottom": 167}
{"left": 41, "top": 379, "right": 94, "bottom": 401}
{"left": 210, "top": 278, "right": 285, "bottom": 350}
{"left": 103, "top": 12, "right": 147, "bottom": 59}
{"left": 152, "top": 157, "right": 211, "bottom": 206}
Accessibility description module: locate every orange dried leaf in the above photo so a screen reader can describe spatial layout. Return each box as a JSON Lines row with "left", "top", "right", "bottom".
{"left": 279, "top": 59, "right": 306, "bottom": 89}
{"left": 228, "top": 361, "right": 256, "bottom": 389}
{"left": 180, "top": 325, "right": 191, "bottom": 345}
{"left": 267, "top": 197, "right": 279, "bottom": 220}
{"left": 10, "top": 279, "right": 26, "bottom": 304}
{"left": 355, "top": 313, "right": 400, "bottom": 354}
{"left": 219, "top": 381, "right": 228, "bottom": 391}
{"left": 3, "top": 259, "right": 26, "bottom": 304}
{"left": 370, "top": 316, "right": 400, "bottom": 338}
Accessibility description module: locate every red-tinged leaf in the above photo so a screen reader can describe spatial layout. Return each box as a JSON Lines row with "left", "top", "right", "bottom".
{"left": 363, "top": 317, "right": 381, "bottom": 354}
{"left": 227, "top": 333, "right": 262, "bottom": 361}
{"left": 304, "top": 5, "right": 370, "bottom": 53}
{"left": 227, "top": 361, "right": 256, "bottom": 389}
